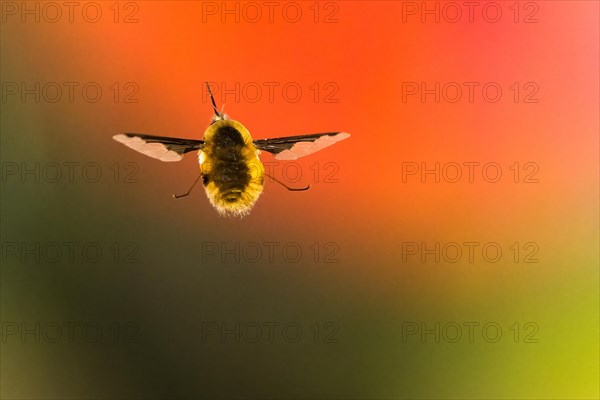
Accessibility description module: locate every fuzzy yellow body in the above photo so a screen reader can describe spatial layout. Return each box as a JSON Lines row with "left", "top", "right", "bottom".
{"left": 198, "top": 119, "right": 264, "bottom": 217}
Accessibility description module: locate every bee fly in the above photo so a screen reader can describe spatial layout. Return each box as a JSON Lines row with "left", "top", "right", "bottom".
{"left": 113, "top": 83, "right": 350, "bottom": 217}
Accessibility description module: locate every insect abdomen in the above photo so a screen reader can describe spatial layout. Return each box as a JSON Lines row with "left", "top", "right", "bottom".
{"left": 210, "top": 159, "right": 250, "bottom": 202}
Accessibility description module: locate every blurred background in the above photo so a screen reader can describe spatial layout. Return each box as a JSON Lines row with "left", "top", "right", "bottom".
{"left": 1, "top": 1, "right": 598, "bottom": 398}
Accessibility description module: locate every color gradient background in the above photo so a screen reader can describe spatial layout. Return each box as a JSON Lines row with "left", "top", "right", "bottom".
{"left": 1, "top": 1, "right": 598, "bottom": 399}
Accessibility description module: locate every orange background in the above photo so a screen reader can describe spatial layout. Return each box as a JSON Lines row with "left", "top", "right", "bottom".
{"left": 1, "top": 1, "right": 598, "bottom": 398}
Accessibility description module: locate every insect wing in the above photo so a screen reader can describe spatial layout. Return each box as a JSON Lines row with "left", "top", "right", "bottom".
{"left": 113, "top": 133, "right": 204, "bottom": 162}
{"left": 253, "top": 132, "right": 350, "bottom": 160}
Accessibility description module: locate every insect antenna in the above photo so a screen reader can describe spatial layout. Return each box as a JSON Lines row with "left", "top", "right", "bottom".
{"left": 206, "top": 82, "right": 220, "bottom": 117}
{"left": 173, "top": 175, "right": 203, "bottom": 199}
{"left": 264, "top": 172, "right": 310, "bottom": 191}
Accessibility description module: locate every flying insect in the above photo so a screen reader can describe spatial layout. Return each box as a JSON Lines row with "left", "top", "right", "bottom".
{"left": 113, "top": 83, "right": 350, "bottom": 217}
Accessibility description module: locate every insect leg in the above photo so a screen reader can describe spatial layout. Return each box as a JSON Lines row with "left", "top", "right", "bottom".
{"left": 173, "top": 175, "right": 203, "bottom": 199}
{"left": 264, "top": 172, "right": 310, "bottom": 191}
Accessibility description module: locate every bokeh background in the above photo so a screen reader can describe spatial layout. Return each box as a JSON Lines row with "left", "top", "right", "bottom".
{"left": 1, "top": 1, "right": 598, "bottom": 398}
